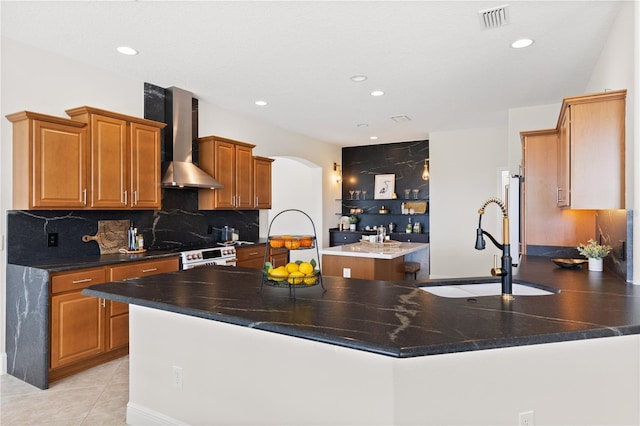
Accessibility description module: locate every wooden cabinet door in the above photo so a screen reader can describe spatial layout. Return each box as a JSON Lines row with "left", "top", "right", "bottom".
{"left": 130, "top": 122, "right": 161, "bottom": 209}
{"left": 32, "top": 119, "right": 88, "bottom": 209}
{"left": 236, "top": 245, "right": 266, "bottom": 269}
{"left": 235, "top": 144, "right": 254, "bottom": 209}
{"left": 557, "top": 111, "right": 570, "bottom": 207}
{"left": 51, "top": 291, "right": 105, "bottom": 368}
{"left": 569, "top": 97, "right": 625, "bottom": 209}
{"left": 214, "top": 140, "right": 236, "bottom": 209}
{"left": 521, "top": 130, "right": 595, "bottom": 252}
{"left": 254, "top": 156, "right": 273, "bottom": 209}
{"left": 269, "top": 247, "right": 289, "bottom": 267}
{"left": 89, "top": 114, "right": 128, "bottom": 208}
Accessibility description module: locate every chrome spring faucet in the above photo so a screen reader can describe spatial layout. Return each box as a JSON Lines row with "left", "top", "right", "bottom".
{"left": 474, "top": 197, "right": 513, "bottom": 300}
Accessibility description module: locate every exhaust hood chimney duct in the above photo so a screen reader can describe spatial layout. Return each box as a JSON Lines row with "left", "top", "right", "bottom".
{"left": 161, "top": 86, "right": 223, "bottom": 189}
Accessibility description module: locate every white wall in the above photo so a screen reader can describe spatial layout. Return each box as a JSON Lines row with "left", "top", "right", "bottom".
{"left": 0, "top": 38, "right": 340, "bottom": 374}
{"left": 127, "top": 305, "right": 640, "bottom": 425}
{"left": 429, "top": 126, "right": 508, "bottom": 278}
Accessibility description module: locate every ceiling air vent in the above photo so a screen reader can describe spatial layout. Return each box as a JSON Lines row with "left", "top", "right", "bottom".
{"left": 391, "top": 115, "right": 411, "bottom": 123}
{"left": 478, "top": 5, "right": 510, "bottom": 30}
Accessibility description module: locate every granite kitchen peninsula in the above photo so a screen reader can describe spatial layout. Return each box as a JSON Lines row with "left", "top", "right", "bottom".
{"left": 84, "top": 256, "right": 640, "bottom": 425}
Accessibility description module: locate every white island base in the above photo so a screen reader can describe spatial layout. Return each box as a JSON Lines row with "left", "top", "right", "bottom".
{"left": 126, "top": 305, "right": 639, "bottom": 425}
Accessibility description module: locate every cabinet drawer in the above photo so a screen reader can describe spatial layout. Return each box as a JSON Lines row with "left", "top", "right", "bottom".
{"left": 236, "top": 245, "right": 266, "bottom": 262}
{"left": 110, "top": 300, "right": 129, "bottom": 316}
{"left": 51, "top": 268, "right": 106, "bottom": 294}
{"left": 108, "top": 258, "right": 179, "bottom": 281}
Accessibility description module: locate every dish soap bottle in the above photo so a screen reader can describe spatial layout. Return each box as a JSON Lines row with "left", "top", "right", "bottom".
{"left": 405, "top": 217, "right": 412, "bottom": 233}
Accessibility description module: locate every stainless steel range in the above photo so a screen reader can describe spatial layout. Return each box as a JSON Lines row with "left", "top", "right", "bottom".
{"left": 180, "top": 246, "right": 237, "bottom": 269}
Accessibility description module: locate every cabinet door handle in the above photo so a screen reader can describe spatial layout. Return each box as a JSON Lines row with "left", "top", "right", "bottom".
{"left": 72, "top": 278, "right": 93, "bottom": 284}
{"left": 134, "top": 191, "right": 138, "bottom": 206}
{"left": 82, "top": 189, "right": 87, "bottom": 206}
{"left": 123, "top": 190, "right": 128, "bottom": 206}
{"left": 101, "top": 298, "right": 106, "bottom": 308}
{"left": 556, "top": 187, "right": 567, "bottom": 204}
{"left": 142, "top": 268, "right": 158, "bottom": 273}
{"left": 255, "top": 196, "right": 259, "bottom": 206}
{"left": 249, "top": 251, "right": 259, "bottom": 256}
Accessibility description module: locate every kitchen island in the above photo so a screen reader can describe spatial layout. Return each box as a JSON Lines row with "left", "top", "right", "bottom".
{"left": 83, "top": 256, "right": 640, "bottom": 425}
{"left": 320, "top": 241, "right": 429, "bottom": 280}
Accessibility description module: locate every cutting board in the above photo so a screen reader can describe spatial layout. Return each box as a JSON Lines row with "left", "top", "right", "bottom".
{"left": 82, "top": 220, "right": 130, "bottom": 254}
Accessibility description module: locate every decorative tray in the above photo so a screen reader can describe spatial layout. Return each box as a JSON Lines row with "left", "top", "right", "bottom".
{"left": 551, "top": 258, "right": 588, "bottom": 269}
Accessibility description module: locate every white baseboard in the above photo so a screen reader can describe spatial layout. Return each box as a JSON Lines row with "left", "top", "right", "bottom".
{"left": 126, "top": 402, "right": 186, "bottom": 426}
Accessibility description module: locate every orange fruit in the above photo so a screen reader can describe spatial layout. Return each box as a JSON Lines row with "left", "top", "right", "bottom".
{"left": 285, "top": 239, "right": 301, "bottom": 250}
{"left": 269, "top": 239, "right": 284, "bottom": 248}
{"left": 300, "top": 236, "right": 313, "bottom": 247}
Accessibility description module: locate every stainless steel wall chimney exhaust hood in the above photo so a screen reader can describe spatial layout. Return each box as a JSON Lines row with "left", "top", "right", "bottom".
{"left": 161, "top": 87, "right": 223, "bottom": 189}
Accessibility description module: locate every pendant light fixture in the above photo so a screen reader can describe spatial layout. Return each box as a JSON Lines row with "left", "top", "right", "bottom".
{"left": 422, "top": 159, "right": 430, "bottom": 181}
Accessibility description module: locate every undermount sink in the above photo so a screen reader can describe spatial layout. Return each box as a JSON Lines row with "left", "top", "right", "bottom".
{"left": 419, "top": 282, "right": 558, "bottom": 298}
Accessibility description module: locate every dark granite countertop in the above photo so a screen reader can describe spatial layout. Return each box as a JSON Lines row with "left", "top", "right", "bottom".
{"left": 82, "top": 255, "right": 640, "bottom": 358}
{"left": 8, "top": 239, "right": 270, "bottom": 273}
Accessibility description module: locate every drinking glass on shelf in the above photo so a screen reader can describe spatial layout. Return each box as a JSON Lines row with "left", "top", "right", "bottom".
{"left": 412, "top": 189, "right": 419, "bottom": 199}
{"left": 354, "top": 190, "right": 360, "bottom": 200}
{"left": 404, "top": 189, "right": 410, "bottom": 199}
{"left": 349, "top": 190, "right": 355, "bottom": 200}
{"left": 362, "top": 190, "right": 367, "bottom": 200}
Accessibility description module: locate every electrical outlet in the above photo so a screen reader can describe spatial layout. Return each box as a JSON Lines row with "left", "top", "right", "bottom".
{"left": 343, "top": 267, "right": 351, "bottom": 278}
{"left": 518, "top": 410, "right": 534, "bottom": 426}
{"left": 172, "top": 366, "right": 183, "bottom": 388}
{"left": 47, "top": 233, "right": 58, "bottom": 247}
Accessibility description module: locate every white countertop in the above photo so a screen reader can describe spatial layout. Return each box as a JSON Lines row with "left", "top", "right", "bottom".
{"left": 319, "top": 241, "right": 428, "bottom": 259}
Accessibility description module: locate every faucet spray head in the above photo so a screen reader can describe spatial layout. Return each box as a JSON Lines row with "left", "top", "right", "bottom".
{"left": 475, "top": 227, "right": 485, "bottom": 250}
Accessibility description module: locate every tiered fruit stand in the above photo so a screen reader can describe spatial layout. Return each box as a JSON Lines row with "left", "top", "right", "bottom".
{"left": 261, "top": 209, "right": 325, "bottom": 298}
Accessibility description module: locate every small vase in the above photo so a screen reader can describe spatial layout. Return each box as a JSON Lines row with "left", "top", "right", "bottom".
{"left": 588, "top": 258, "right": 603, "bottom": 272}
{"left": 349, "top": 224, "right": 356, "bottom": 231}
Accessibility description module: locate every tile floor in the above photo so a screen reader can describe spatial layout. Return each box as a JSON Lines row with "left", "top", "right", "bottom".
{"left": 1, "top": 356, "right": 128, "bottom": 426}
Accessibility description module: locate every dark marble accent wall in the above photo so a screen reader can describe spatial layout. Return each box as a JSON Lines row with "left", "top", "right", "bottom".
{"left": 7, "top": 208, "right": 259, "bottom": 264}
{"left": 341, "top": 140, "right": 429, "bottom": 232}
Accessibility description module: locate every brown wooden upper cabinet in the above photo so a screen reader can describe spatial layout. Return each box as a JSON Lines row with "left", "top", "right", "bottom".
{"left": 7, "top": 111, "right": 89, "bottom": 209}
{"left": 254, "top": 156, "right": 274, "bottom": 209}
{"left": 66, "top": 106, "right": 165, "bottom": 209}
{"left": 198, "top": 135, "right": 270, "bottom": 210}
{"left": 556, "top": 90, "right": 626, "bottom": 209}
{"left": 7, "top": 107, "right": 165, "bottom": 210}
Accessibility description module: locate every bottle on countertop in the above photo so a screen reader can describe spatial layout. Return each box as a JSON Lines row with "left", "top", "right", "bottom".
{"left": 413, "top": 221, "right": 421, "bottom": 234}
{"left": 136, "top": 233, "right": 144, "bottom": 250}
{"left": 128, "top": 222, "right": 137, "bottom": 251}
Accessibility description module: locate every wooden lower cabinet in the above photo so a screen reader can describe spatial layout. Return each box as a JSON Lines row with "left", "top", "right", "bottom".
{"left": 236, "top": 244, "right": 289, "bottom": 269}
{"left": 49, "top": 257, "right": 179, "bottom": 381}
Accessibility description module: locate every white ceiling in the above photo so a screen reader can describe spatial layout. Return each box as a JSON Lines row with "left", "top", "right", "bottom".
{"left": 1, "top": 1, "right": 622, "bottom": 146}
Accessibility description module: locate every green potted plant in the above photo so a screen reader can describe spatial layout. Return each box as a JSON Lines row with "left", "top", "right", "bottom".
{"left": 577, "top": 239, "right": 612, "bottom": 271}
{"left": 348, "top": 215, "right": 358, "bottom": 231}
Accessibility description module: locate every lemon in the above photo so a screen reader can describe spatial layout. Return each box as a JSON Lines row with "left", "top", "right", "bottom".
{"left": 298, "top": 262, "right": 314, "bottom": 275}
{"left": 303, "top": 275, "right": 317, "bottom": 285}
{"left": 269, "top": 266, "right": 288, "bottom": 282}
{"left": 287, "top": 271, "right": 305, "bottom": 285}
{"left": 285, "top": 262, "right": 299, "bottom": 273}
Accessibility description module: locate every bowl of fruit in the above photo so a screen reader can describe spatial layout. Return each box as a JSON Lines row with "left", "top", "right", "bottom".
{"left": 264, "top": 259, "right": 320, "bottom": 287}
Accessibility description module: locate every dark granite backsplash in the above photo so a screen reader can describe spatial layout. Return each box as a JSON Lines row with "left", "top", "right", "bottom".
{"left": 7, "top": 195, "right": 259, "bottom": 264}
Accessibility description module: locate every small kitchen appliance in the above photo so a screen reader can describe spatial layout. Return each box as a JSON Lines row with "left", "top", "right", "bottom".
{"left": 180, "top": 246, "right": 237, "bottom": 269}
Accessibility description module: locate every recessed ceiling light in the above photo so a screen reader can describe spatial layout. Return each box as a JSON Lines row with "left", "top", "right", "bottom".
{"left": 370, "top": 136, "right": 378, "bottom": 140}
{"left": 511, "top": 38, "right": 534, "bottom": 49}
{"left": 357, "top": 123, "right": 369, "bottom": 128}
{"left": 370, "top": 90, "right": 385, "bottom": 97}
{"left": 350, "top": 75, "right": 368, "bottom": 82}
{"left": 116, "top": 46, "right": 138, "bottom": 56}
{"left": 255, "top": 100, "right": 268, "bottom": 106}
